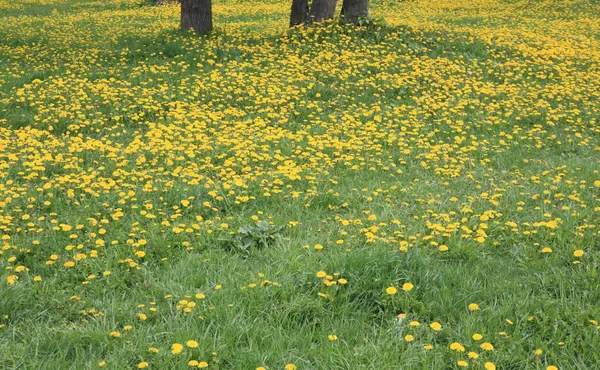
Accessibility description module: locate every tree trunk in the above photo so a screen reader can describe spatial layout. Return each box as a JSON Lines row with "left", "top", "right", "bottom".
{"left": 341, "top": 0, "right": 369, "bottom": 24}
{"left": 290, "top": 0, "right": 309, "bottom": 27}
{"left": 181, "top": 0, "right": 213, "bottom": 34}
{"left": 309, "top": 0, "right": 337, "bottom": 22}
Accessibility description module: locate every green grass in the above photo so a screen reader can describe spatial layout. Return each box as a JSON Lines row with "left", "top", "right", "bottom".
{"left": 0, "top": 0, "right": 599, "bottom": 369}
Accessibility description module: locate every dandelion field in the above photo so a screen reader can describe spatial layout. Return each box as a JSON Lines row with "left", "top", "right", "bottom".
{"left": 1, "top": 0, "right": 599, "bottom": 368}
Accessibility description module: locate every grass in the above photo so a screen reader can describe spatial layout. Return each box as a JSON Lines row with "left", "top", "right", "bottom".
{"left": 0, "top": 0, "right": 599, "bottom": 369}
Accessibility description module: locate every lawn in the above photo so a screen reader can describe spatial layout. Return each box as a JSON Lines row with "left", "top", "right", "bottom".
{"left": 0, "top": 0, "right": 599, "bottom": 369}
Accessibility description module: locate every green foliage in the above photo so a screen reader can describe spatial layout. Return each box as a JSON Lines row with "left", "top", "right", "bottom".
{"left": 221, "top": 221, "right": 285, "bottom": 255}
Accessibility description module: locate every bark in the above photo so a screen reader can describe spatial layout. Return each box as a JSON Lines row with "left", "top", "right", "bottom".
{"left": 341, "top": 0, "right": 369, "bottom": 24}
{"left": 290, "top": 0, "right": 309, "bottom": 27}
{"left": 181, "top": 0, "right": 213, "bottom": 34}
{"left": 309, "top": 0, "right": 337, "bottom": 22}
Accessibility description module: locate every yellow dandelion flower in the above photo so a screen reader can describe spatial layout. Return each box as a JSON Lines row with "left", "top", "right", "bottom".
{"left": 480, "top": 342, "right": 494, "bottom": 351}
{"left": 171, "top": 343, "right": 184, "bottom": 354}
{"left": 484, "top": 363, "right": 496, "bottom": 370}
{"left": 450, "top": 342, "right": 465, "bottom": 352}
{"left": 430, "top": 322, "right": 442, "bottom": 331}
{"left": 386, "top": 286, "right": 397, "bottom": 295}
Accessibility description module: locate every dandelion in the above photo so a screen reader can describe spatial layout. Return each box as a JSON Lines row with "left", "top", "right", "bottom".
{"left": 171, "top": 343, "right": 184, "bottom": 354}
{"left": 386, "top": 286, "right": 398, "bottom": 295}
{"left": 468, "top": 303, "right": 479, "bottom": 311}
{"left": 430, "top": 322, "right": 442, "bottom": 331}
{"left": 402, "top": 282, "right": 414, "bottom": 292}
{"left": 137, "top": 362, "right": 149, "bottom": 369}
{"left": 450, "top": 342, "right": 465, "bottom": 352}
{"left": 484, "top": 363, "right": 496, "bottom": 370}
{"left": 480, "top": 342, "right": 494, "bottom": 351}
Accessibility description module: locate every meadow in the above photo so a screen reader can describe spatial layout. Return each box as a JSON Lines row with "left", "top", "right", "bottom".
{"left": 0, "top": 0, "right": 599, "bottom": 368}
